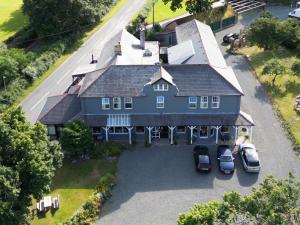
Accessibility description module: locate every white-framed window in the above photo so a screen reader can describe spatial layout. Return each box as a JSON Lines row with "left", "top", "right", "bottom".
{"left": 189, "top": 96, "right": 197, "bottom": 109}
{"left": 124, "top": 97, "right": 133, "bottom": 109}
{"left": 156, "top": 96, "right": 164, "bottom": 108}
{"left": 153, "top": 83, "right": 168, "bottom": 91}
{"left": 135, "top": 126, "right": 145, "bottom": 134}
{"left": 113, "top": 97, "right": 121, "bottom": 110}
{"left": 200, "top": 96, "right": 208, "bottom": 108}
{"left": 109, "top": 127, "right": 128, "bottom": 134}
{"left": 212, "top": 96, "right": 220, "bottom": 108}
{"left": 47, "top": 125, "right": 56, "bottom": 136}
{"left": 102, "top": 98, "right": 110, "bottom": 110}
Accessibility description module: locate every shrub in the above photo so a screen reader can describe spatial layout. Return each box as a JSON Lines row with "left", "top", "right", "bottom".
{"left": 292, "top": 61, "right": 300, "bottom": 75}
{"left": 91, "top": 142, "right": 123, "bottom": 158}
{"left": 95, "top": 173, "right": 116, "bottom": 199}
{"left": 279, "top": 18, "right": 300, "bottom": 50}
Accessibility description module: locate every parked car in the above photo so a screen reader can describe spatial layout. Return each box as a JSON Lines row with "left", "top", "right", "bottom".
{"left": 217, "top": 145, "right": 234, "bottom": 174}
{"left": 193, "top": 146, "right": 212, "bottom": 172}
{"left": 223, "top": 33, "right": 239, "bottom": 44}
{"left": 288, "top": 8, "right": 300, "bottom": 19}
{"left": 239, "top": 143, "right": 260, "bottom": 173}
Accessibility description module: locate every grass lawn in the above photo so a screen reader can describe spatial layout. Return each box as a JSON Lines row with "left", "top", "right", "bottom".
{"left": 31, "top": 159, "right": 117, "bottom": 225}
{"left": 146, "top": 0, "right": 234, "bottom": 24}
{"left": 0, "top": 0, "right": 28, "bottom": 42}
{"left": 240, "top": 46, "right": 300, "bottom": 146}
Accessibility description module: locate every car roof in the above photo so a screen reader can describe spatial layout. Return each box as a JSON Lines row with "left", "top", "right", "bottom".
{"left": 240, "top": 143, "right": 255, "bottom": 149}
{"left": 245, "top": 148, "right": 259, "bottom": 162}
{"left": 222, "top": 149, "right": 233, "bottom": 156}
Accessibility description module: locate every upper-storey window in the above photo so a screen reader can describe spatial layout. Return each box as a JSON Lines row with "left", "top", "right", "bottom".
{"left": 189, "top": 96, "right": 197, "bottom": 109}
{"left": 113, "top": 97, "right": 121, "bottom": 110}
{"left": 212, "top": 96, "right": 220, "bottom": 108}
{"left": 124, "top": 97, "right": 133, "bottom": 109}
{"left": 200, "top": 96, "right": 208, "bottom": 109}
{"left": 102, "top": 98, "right": 110, "bottom": 110}
{"left": 156, "top": 96, "right": 164, "bottom": 108}
{"left": 154, "top": 83, "right": 168, "bottom": 91}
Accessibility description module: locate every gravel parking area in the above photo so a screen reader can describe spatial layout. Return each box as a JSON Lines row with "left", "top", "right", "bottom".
{"left": 96, "top": 6, "right": 300, "bottom": 225}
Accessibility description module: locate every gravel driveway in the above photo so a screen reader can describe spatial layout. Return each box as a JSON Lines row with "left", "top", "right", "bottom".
{"left": 96, "top": 6, "right": 300, "bottom": 225}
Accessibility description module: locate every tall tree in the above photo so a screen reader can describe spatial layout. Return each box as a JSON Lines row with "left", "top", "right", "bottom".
{"left": 22, "top": 0, "right": 107, "bottom": 37}
{"left": 0, "top": 107, "right": 63, "bottom": 225}
{"left": 162, "top": 0, "right": 212, "bottom": 14}
{"left": 60, "top": 120, "right": 93, "bottom": 157}
{"left": 178, "top": 175, "right": 300, "bottom": 225}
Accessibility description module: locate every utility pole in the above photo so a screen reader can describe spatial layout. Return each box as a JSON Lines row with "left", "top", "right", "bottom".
{"left": 152, "top": 0, "right": 155, "bottom": 27}
{"left": 3, "top": 76, "right": 6, "bottom": 91}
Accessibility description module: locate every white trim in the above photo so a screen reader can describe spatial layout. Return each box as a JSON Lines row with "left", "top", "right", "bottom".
{"left": 199, "top": 126, "right": 209, "bottom": 138}
{"left": 212, "top": 96, "right": 220, "bottom": 108}
{"left": 188, "top": 96, "right": 197, "bottom": 109}
{"left": 102, "top": 98, "right": 110, "bottom": 110}
{"left": 113, "top": 97, "right": 121, "bottom": 110}
{"left": 200, "top": 96, "right": 208, "bottom": 109}
{"left": 124, "top": 97, "right": 133, "bottom": 109}
{"left": 154, "top": 83, "right": 168, "bottom": 91}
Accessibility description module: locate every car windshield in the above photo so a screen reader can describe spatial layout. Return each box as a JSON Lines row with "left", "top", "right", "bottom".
{"left": 199, "top": 155, "right": 209, "bottom": 163}
{"left": 220, "top": 155, "right": 232, "bottom": 162}
{"left": 248, "top": 161, "right": 260, "bottom": 167}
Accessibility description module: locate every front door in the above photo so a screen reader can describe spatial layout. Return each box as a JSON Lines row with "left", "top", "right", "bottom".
{"left": 199, "top": 126, "right": 208, "bottom": 138}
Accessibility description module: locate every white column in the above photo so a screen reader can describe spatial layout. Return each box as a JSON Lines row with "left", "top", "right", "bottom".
{"left": 216, "top": 126, "right": 221, "bottom": 144}
{"left": 250, "top": 126, "right": 253, "bottom": 142}
{"left": 127, "top": 127, "right": 133, "bottom": 145}
{"left": 168, "top": 126, "right": 176, "bottom": 145}
{"left": 188, "top": 126, "right": 196, "bottom": 144}
{"left": 234, "top": 126, "right": 239, "bottom": 145}
{"left": 146, "top": 127, "right": 153, "bottom": 144}
{"left": 102, "top": 127, "right": 109, "bottom": 142}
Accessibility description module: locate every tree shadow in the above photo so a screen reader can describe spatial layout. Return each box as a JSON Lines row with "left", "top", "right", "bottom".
{"left": 0, "top": 9, "right": 28, "bottom": 33}
{"left": 284, "top": 80, "right": 300, "bottom": 95}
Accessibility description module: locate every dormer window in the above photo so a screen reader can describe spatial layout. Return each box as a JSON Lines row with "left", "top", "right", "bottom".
{"left": 154, "top": 83, "right": 168, "bottom": 91}
{"left": 113, "top": 97, "right": 121, "bottom": 110}
{"left": 189, "top": 96, "right": 197, "bottom": 109}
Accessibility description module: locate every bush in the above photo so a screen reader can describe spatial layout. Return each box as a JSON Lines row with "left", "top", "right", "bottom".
{"left": 292, "top": 61, "right": 300, "bottom": 75}
{"left": 95, "top": 173, "right": 116, "bottom": 199}
{"left": 279, "top": 18, "right": 300, "bottom": 50}
{"left": 91, "top": 142, "right": 123, "bottom": 158}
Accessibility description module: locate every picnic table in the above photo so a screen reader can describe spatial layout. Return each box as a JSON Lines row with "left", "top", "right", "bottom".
{"left": 36, "top": 195, "right": 60, "bottom": 212}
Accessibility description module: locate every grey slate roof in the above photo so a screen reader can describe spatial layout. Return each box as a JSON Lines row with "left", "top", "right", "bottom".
{"left": 81, "top": 112, "right": 254, "bottom": 127}
{"left": 79, "top": 64, "right": 243, "bottom": 97}
{"left": 39, "top": 94, "right": 81, "bottom": 125}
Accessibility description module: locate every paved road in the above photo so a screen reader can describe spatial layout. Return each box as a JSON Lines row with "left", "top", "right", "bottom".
{"left": 21, "top": 0, "right": 146, "bottom": 124}
{"left": 96, "top": 6, "right": 300, "bottom": 225}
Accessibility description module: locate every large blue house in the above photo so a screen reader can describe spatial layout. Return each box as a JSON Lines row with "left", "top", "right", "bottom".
{"left": 39, "top": 19, "right": 254, "bottom": 145}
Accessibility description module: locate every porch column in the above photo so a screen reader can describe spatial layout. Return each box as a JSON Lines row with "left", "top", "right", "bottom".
{"left": 234, "top": 126, "right": 239, "bottom": 145}
{"left": 102, "top": 127, "right": 109, "bottom": 142}
{"left": 146, "top": 126, "right": 153, "bottom": 144}
{"left": 168, "top": 126, "right": 176, "bottom": 145}
{"left": 215, "top": 126, "right": 221, "bottom": 144}
{"left": 127, "top": 127, "right": 133, "bottom": 145}
{"left": 250, "top": 126, "right": 253, "bottom": 142}
{"left": 188, "top": 126, "right": 196, "bottom": 144}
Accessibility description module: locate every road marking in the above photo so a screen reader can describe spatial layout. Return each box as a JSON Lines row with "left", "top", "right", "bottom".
{"left": 30, "top": 92, "right": 50, "bottom": 111}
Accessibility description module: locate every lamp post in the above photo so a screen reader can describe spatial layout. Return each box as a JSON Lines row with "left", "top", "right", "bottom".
{"left": 2, "top": 76, "right": 6, "bottom": 91}
{"left": 152, "top": 0, "right": 155, "bottom": 26}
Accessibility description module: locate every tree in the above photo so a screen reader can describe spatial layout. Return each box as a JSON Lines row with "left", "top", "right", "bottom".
{"left": 0, "top": 107, "right": 63, "bottom": 225}
{"left": 246, "top": 13, "right": 280, "bottom": 50}
{"left": 279, "top": 18, "right": 300, "bottom": 50}
{"left": 22, "top": 0, "right": 109, "bottom": 37}
{"left": 262, "top": 59, "right": 286, "bottom": 85}
{"left": 162, "top": 0, "right": 212, "bottom": 14}
{"left": 178, "top": 175, "right": 300, "bottom": 225}
{"left": 60, "top": 120, "right": 93, "bottom": 157}
{"left": 291, "top": 60, "right": 300, "bottom": 75}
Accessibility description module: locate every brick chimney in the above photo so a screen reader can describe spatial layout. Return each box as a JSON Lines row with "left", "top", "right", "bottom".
{"left": 114, "top": 42, "right": 122, "bottom": 55}
{"left": 140, "top": 28, "right": 145, "bottom": 50}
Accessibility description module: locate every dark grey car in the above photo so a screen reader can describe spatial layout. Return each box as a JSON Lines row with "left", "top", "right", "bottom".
{"left": 217, "top": 145, "right": 235, "bottom": 174}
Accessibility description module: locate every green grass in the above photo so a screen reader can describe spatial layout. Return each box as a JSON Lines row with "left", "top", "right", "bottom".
{"left": 0, "top": 0, "right": 28, "bottom": 42}
{"left": 14, "top": 0, "right": 128, "bottom": 107}
{"left": 146, "top": 0, "right": 187, "bottom": 24}
{"left": 240, "top": 46, "right": 300, "bottom": 145}
{"left": 146, "top": 0, "right": 234, "bottom": 24}
{"left": 31, "top": 159, "right": 117, "bottom": 225}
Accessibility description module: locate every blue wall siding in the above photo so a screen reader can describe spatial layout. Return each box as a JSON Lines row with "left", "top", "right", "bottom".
{"left": 81, "top": 80, "right": 241, "bottom": 115}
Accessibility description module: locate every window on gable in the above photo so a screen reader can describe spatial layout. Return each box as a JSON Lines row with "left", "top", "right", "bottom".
{"left": 113, "top": 97, "right": 121, "bottom": 110}
{"left": 212, "top": 96, "right": 220, "bottom": 108}
{"left": 156, "top": 96, "right": 164, "bottom": 108}
{"left": 102, "top": 98, "right": 110, "bottom": 110}
{"left": 154, "top": 83, "right": 168, "bottom": 91}
{"left": 200, "top": 96, "right": 208, "bottom": 109}
{"left": 189, "top": 96, "right": 197, "bottom": 109}
{"left": 124, "top": 97, "right": 133, "bottom": 109}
